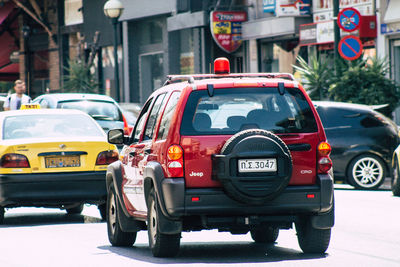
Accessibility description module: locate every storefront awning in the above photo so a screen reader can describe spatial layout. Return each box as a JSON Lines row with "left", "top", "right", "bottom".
{"left": 384, "top": 0, "right": 400, "bottom": 24}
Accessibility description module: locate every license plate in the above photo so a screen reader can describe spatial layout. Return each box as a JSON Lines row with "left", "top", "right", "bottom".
{"left": 238, "top": 158, "right": 277, "bottom": 173}
{"left": 45, "top": 156, "right": 81, "bottom": 168}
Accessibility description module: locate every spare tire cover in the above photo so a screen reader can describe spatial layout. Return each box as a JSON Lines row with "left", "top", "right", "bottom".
{"left": 218, "top": 129, "right": 292, "bottom": 205}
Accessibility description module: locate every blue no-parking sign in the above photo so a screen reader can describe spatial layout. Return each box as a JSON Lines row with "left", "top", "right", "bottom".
{"left": 338, "top": 35, "right": 363, "bottom": 61}
{"left": 337, "top": 8, "right": 361, "bottom": 32}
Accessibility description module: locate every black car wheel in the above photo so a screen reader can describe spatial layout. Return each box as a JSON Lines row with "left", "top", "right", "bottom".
{"left": 147, "top": 189, "right": 180, "bottom": 257}
{"left": 392, "top": 158, "right": 400, "bottom": 196}
{"left": 0, "top": 207, "right": 4, "bottom": 224}
{"left": 66, "top": 204, "right": 83, "bottom": 215}
{"left": 216, "top": 129, "right": 292, "bottom": 205}
{"left": 295, "top": 218, "right": 331, "bottom": 254}
{"left": 250, "top": 226, "right": 279, "bottom": 243}
{"left": 347, "top": 154, "right": 386, "bottom": 190}
{"left": 98, "top": 203, "right": 107, "bottom": 221}
{"left": 107, "top": 184, "right": 137, "bottom": 246}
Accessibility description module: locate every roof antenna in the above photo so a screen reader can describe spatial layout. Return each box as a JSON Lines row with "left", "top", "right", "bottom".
{"left": 278, "top": 82, "right": 285, "bottom": 95}
{"left": 207, "top": 84, "right": 214, "bottom": 97}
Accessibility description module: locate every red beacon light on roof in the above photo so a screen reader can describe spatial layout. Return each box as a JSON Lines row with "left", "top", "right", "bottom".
{"left": 214, "top": 57, "right": 230, "bottom": 74}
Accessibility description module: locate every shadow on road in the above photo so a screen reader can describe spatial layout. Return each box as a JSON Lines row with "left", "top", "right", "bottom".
{"left": 1, "top": 212, "right": 102, "bottom": 228}
{"left": 98, "top": 241, "right": 327, "bottom": 264}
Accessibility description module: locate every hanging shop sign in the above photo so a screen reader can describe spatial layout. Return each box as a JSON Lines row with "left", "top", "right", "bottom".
{"left": 275, "top": 0, "right": 311, "bottom": 17}
{"left": 337, "top": 7, "right": 361, "bottom": 32}
{"left": 263, "top": 0, "right": 276, "bottom": 13}
{"left": 338, "top": 35, "right": 363, "bottom": 61}
{"left": 210, "top": 11, "right": 247, "bottom": 53}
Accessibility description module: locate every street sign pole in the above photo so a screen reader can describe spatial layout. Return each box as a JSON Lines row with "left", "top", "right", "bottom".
{"left": 333, "top": 0, "right": 340, "bottom": 64}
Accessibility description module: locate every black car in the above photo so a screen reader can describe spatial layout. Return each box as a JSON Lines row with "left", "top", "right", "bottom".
{"left": 314, "top": 101, "right": 399, "bottom": 189}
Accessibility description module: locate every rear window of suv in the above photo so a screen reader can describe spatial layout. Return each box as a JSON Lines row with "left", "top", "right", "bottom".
{"left": 181, "top": 87, "right": 318, "bottom": 135}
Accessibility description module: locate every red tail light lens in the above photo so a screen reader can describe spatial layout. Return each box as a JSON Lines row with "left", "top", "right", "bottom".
{"left": 96, "top": 150, "right": 119, "bottom": 165}
{"left": 318, "top": 157, "right": 333, "bottom": 173}
{"left": 317, "top": 142, "right": 332, "bottom": 174}
{"left": 0, "top": 153, "right": 30, "bottom": 168}
{"left": 167, "top": 145, "right": 184, "bottom": 177}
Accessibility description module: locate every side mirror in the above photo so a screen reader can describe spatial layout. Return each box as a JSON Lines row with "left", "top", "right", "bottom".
{"left": 108, "top": 129, "right": 126, "bottom": 145}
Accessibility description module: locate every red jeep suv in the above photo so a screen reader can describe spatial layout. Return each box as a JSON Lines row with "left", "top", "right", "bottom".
{"left": 106, "top": 58, "right": 334, "bottom": 257}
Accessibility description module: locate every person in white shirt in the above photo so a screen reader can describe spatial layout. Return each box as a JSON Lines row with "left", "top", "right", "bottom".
{"left": 3, "top": 80, "right": 31, "bottom": 110}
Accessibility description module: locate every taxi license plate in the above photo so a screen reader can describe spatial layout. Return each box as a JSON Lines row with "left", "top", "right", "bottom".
{"left": 238, "top": 158, "right": 277, "bottom": 173}
{"left": 45, "top": 156, "right": 81, "bottom": 168}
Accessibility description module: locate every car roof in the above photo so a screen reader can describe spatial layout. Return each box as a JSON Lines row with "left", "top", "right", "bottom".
{"left": 36, "top": 93, "right": 116, "bottom": 102}
{"left": 313, "top": 101, "right": 376, "bottom": 112}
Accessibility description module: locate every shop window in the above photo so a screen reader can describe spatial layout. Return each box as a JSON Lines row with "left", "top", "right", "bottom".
{"left": 139, "top": 19, "right": 163, "bottom": 46}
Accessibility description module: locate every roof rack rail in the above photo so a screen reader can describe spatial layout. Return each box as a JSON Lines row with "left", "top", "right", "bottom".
{"left": 163, "top": 73, "right": 295, "bottom": 85}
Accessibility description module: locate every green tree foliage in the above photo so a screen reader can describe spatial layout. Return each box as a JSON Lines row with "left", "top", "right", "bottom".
{"left": 63, "top": 60, "right": 99, "bottom": 93}
{"left": 293, "top": 55, "right": 332, "bottom": 100}
{"left": 329, "top": 57, "right": 399, "bottom": 116}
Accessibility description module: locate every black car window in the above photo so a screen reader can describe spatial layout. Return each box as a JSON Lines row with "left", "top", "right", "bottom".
{"left": 157, "top": 91, "right": 181, "bottom": 140}
{"left": 318, "top": 107, "right": 380, "bottom": 129}
{"left": 58, "top": 100, "right": 123, "bottom": 121}
{"left": 181, "top": 87, "right": 318, "bottom": 135}
{"left": 143, "top": 93, "right": 167, "bottom": 141}
{"left": 131, "top": 98, "right": 153, "bottom": 143}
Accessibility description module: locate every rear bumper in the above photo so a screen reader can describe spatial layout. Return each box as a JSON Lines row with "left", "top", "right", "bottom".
{"left": 0, "top": 171, "right": 107, "bottom": 207}
{"left": 160, "top": 174, "right": 334, "bottom": 219}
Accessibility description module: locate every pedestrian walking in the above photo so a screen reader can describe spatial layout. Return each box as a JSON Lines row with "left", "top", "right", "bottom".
{"left": 3, "top": 80, "right": 31, "bottom": 110}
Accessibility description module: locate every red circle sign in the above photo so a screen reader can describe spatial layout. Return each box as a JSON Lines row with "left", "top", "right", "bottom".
{"left": 337, "top": 8, "right": 361, "bottom": 32}
{"left": 338, "top": 36, "right": 363, "bottom": 61}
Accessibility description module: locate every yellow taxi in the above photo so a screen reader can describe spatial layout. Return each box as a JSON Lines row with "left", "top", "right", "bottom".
{"left": 0, "top": 106, "right": 118, "bottom": 223}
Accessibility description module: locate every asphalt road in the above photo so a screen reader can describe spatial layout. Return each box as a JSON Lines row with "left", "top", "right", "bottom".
{"left": 0, "top": 186, "right": 399, "bottom": 267}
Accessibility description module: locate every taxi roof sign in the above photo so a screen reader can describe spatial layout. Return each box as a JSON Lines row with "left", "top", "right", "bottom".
{"left": 20, "top": 104, "right": 41, "bottom": 110}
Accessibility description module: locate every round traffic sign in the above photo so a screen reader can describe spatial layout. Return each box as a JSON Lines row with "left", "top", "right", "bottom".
{"left": 338, "top": 35, "right": 363, "bottom": 61}
{"left": 337, "top": 8, "right": 361, "bottom": 32}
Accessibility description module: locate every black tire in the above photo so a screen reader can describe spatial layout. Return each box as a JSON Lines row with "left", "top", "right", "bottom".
{"left": 0, "top": 207, "right": 4, "bottom": 224}
{"left": 66, "top": 204, "right": 83, "bottom": 215}
{"left": 296, "top": 219, "right": 331, "bottom": 254}
{"left": 147, "top": 189, "right": 180, "bottom": 257}
{"left": 217, "top": 129, "right": 292, "bottom": 204}
{"left": 392, "top": 158, "right": 400, "bottom": 196}
{"left": 347, "top": 154, "right": 386, "bottom": 190}
{"left": 98, "top": 203, "right": 107, "bottom": 221}
{"left": 107, "top": 184, "right": 137, "bottom": 246}
{"left": 250, "top": 226, "right": 279, "bottom": 243}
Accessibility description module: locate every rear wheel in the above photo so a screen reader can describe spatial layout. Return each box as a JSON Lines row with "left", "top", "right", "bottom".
{"left": 66, "top": 204, "right": 83, "bottom": 215}
{"left": 347, "top": 154, "right": 386, "bottom": 190}
{"left": 107, "top": 184, "right": 137, "bottom": 246}
{"left": 250, "top": 226, "right": 279, "bottom": 243}
{"left": 392, "top": 158, "right": 400, "bottom": 196}
{"left": 147, "top": 189, "right": 180, "bottom": 257}
{"left": 296, "top": 218, "right": 331, "bottom": 254}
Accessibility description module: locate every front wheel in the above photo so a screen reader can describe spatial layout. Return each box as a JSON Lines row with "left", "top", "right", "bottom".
{"left": 250, "top": 226, "right": 279, "bottom": 243}
{"left": 147, "top": 189, "right": 180, "bottom": 257}
{"left": 296, "top": 219, "right": 331, "bottom": 254}
{"left": 107, "top": 184, "right": 137, "bottom": 246}
{"left": 66, "top": 204, "right": 83, "bottom": 215}
{"left": 347, "top": 154, "right": 386, "bottom": 190}
{"left": 392, "top": 158, "right": 400, "bottom": 196}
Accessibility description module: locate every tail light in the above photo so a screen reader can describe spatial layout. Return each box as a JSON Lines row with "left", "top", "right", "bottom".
{"left": 167, "top": 145, "right": 184, "bottom": 177}
{"left": 0, "top": 153, "right": 30, "bottom": 168}
{"left": 317, "top": 142, "right": 332, "bottom": 174}
{"left": 96, "top": 150, "right": 119, "bottom": 165}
